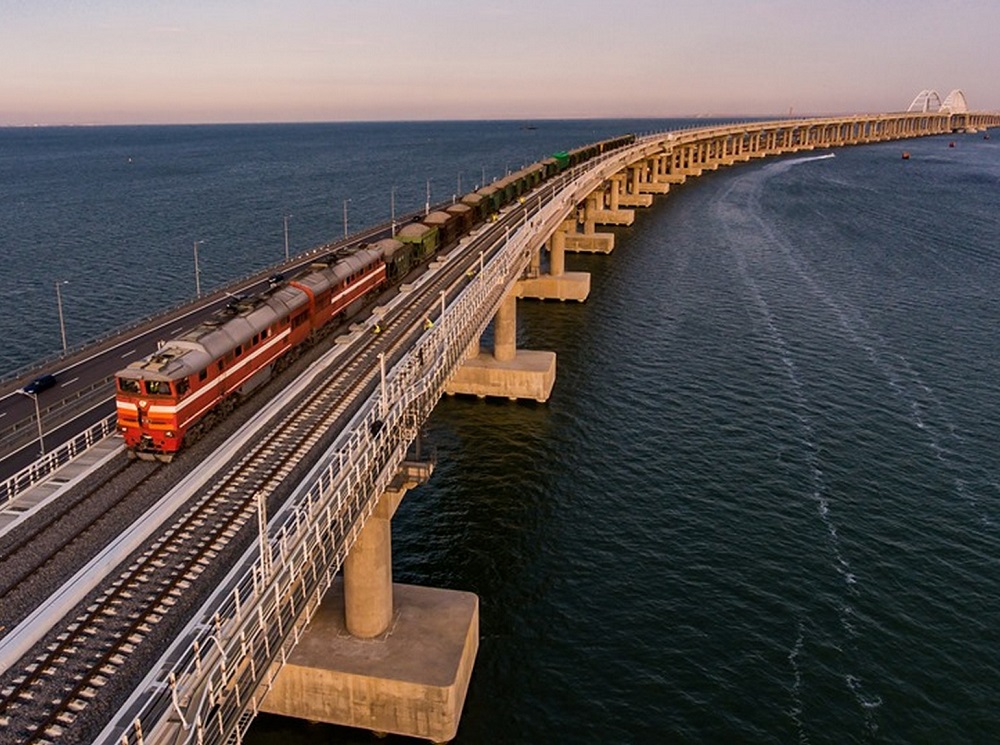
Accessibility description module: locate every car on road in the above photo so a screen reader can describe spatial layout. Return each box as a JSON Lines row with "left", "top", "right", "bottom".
{"left": 23, "top": 374, "right": 57, "bottom": 395}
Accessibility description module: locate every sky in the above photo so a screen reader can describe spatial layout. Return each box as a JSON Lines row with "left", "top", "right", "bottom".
{"left": 2, "top": 0, "right": 998, "bottom": 126}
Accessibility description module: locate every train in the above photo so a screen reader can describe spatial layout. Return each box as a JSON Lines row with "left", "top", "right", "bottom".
{"left": 115, "top": 133, "right": 637, "bottom": 459}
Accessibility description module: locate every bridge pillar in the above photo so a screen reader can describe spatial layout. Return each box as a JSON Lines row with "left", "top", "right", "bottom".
{"left": 516, "top": 227, "right": 591, "bottom": 302}
{"left": 551, "top": 229, "right": 566, "bottom": 276}
{"left": 637, "top": 157, "right": 671, "bottom": 193}
{"left": 678, "top": 145, "right": 703, "bottom": 177}
{"left": 590, "top": 181, "right": 635, "bottom": 225}
{"left": 343, "top": 492, "right": 394, "bottom": 637}
{"left": 494, "top": 292, "right": 517, "bottom": 362}
{"left": 658, "top": 149, "right": 687, "bottom": 184}
{"left": 564, "top": 197, "right": 615, "bottom": 253}
{"left": 262, "top": 461, "right": 480, "bottom": 744}
{"left": 444, "top": 288, "right": 556, "bottom": 402}
{"left": 617, "top": 171, "right": 653, "bottom": 206}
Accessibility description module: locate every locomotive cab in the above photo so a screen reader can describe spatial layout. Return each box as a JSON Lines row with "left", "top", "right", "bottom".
{"left": 116, "top": 371, "right": 190, "bottom": 457}
{"left": 115, "top": 343, "right": 207, "bottom": 460}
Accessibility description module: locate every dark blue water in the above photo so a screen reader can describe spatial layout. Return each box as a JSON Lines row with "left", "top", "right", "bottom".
{"left": 4, "top": 123, "right": 1000, "bottom": 743}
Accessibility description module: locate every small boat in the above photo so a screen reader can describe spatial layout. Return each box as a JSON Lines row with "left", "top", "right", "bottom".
{"left": 986, "top": 134, "right": 992, "bottom": 140}
{"left": 949, "top": 141, "right": 956, "bottom": 148}
{"left": 901, "top": 151, "right": 910, "bottom": 160}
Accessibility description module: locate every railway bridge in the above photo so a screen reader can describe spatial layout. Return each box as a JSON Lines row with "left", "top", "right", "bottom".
{"left": 0, "top": 104, "right": 998, "bottom": 745}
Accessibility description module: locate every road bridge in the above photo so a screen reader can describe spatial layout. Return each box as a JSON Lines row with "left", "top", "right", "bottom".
{"left": 0, "top": 104, "right": 998, "bottom": 745}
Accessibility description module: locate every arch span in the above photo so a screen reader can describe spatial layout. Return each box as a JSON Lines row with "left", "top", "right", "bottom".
{"left": 941, "top": 89, "right": 968, "bottom": 113}
{"left": 907, "top": 89, "right": 942, "bottom": 113}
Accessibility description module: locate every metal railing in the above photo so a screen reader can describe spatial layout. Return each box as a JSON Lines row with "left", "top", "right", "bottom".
{"left": 0, "top": 413, "right": 119, "bottom": 507}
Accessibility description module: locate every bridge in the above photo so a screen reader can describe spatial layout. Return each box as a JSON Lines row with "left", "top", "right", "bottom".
{"left": 0, "top": 101, "right": 998, "bottom": 745}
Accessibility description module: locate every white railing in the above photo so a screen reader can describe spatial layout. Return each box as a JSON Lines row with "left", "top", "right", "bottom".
{"left": 0, "top": 413, "right": 118, "bottom": 506}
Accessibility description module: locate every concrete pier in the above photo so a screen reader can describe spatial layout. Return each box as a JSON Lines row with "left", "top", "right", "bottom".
{"left": 445, "top": 291, "right": 556, "bottom": 401}
{"left": 563, "top": 231, "right": 614, "bottom": 253}
{"left": 261, "top": 581, "right": 478, "bottom": 744}
{"left": 517, "top": 229, "right": 590, "bottom": 302}
{"left": 559, "top": 197, "right": 616, "bottom": 254}
{"left": 261, "top": 460, "right": 479, "bottom": 743}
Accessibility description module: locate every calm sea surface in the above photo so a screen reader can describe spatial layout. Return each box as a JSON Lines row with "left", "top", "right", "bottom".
{"left": 2, "top": 122, "right": 999, "bottom": 743}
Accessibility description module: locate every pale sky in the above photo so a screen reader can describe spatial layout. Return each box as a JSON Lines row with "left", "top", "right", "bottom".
{"left": 2, "top": 0, "right": 998, "bottom": 125}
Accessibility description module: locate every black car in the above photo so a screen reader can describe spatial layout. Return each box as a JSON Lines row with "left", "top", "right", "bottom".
{"left": 23, "top": 374, "right": 57, "bottom": 395}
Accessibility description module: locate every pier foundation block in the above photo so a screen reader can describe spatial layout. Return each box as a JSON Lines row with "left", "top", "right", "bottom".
{"left": 564, "top": 232, "right": 614, "bottom": 253}
{"left": 444, "top": 350, "right": 556, "bottom": 402}
{"left": 260, "top": 580, "right": 479, "bottom": 744}
{"left": 591, "top": 208, "right": 635, "bottom": 225}
{"left": 617, "top": 193, "right": 653, "bottom": 207}
{"left": 516, "top": 272, "right": 590, "bottom": 302}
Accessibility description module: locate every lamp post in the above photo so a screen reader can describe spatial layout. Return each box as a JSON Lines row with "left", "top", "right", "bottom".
{"left": 18, "top": 390, "right": 45, "bottom": 457}
{"left": 283, "top": 215, "right": 292, "bottom": 262}
{"left": 193, "top": 240, "right": 205, "bottom": 298}
{"left": 343, "top": 199, "right": 351, "bottom": 240}
{"left": 54, "top": 280, "right": 69, "bottom": 355}
{"left": 390, "top": 186, "right": 396, "bottom": 238}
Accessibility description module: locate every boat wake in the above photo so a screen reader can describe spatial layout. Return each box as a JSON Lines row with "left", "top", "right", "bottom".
{"left": 714, "top": 172, "right": 880, "bottom": 735}
{"left": 766, "top": 152, "right": 836, "bottom": 172}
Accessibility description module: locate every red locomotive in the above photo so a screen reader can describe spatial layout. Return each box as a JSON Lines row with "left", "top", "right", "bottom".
{"left": 115, "top": 245, "right": 389, "bottom": 459}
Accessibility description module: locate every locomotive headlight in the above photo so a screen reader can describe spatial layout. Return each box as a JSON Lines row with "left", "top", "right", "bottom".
{"left": 166, "top": 431, "right": 175, "bottom": 438}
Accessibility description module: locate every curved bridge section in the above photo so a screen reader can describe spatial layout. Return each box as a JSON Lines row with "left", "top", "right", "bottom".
{"left": 16, "top": 107, "right": 998, "bottom": 745}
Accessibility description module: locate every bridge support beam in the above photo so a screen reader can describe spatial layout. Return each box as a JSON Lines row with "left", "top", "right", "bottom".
{"left": 444, "top": 289, "right": 556, "bottom": 401}
{"left": 589, "top": 180, "right": 635, "bottom": 226}
{"left": 610, "top": 172, "right": 652, "bottom": 207}
{"left": 636, "top": 158, "right": 671, "bottom": 193}
{"left": 517, "top": 228, "right": 590, "bottom": 302}
{"left": 564, "top": 204, "right": 615, "bottom": 254}
{"left": 261, "top": 461, "right": 480, "bottom": 744}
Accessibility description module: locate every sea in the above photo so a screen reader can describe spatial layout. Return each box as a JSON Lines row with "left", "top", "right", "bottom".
{"left": 1, "top": 120, "right": 998, "bottom": 744}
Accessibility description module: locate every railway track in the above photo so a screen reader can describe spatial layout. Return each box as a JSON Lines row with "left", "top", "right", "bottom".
{"left": 0, "top": 459, "right": 163, "bottom": 639}
{"left": 0, "top": 194, "right": 537, "bottom": 744}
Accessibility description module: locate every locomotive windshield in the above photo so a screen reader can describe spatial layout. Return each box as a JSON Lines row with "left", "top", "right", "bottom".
{"left": 145, "top": 380, "right": 172, "bottom": 396}
{"left": 118, "top": 378, "right": 140, "bottom": 394}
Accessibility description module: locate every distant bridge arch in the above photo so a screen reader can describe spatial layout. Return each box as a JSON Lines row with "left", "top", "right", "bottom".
{"left": 907, "top": 89, "right": 943, "bottom": 113}
{"left": 941, "top": 89, "right": 968, "bottom": 113}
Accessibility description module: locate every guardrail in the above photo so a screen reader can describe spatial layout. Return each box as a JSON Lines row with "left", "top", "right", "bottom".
{"left": 0, "top": 413, "right": 119, "bottom": 506}
{"left": 0, "top": 377, "right": 115, "bottom": 457}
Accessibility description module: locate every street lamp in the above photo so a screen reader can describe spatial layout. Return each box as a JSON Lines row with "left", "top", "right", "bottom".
{"left": 283, "top": 215, "right": 292, "bottom": 262}
{"left": 193, "top": 240, "right": 205, "bottom": 298}
{"left": 17, "top": 390, "right": 45, "bottom": 457}
{"left": 54, "top": 280, "right": 69, "bottom": 355}
{"left": 343, "top": 199, "right": 351, "bottom": 240}
{"left": 390, "top": 186, "right": 396, "bottom": 238}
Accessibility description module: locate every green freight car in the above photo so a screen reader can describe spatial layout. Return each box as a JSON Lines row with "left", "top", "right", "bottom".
{"left": 396, "top": 222, "right": 440, "bottom": 262}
